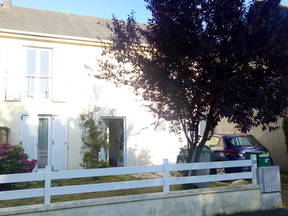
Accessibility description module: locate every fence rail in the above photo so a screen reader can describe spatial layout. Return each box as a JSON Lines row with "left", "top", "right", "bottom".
{"left": 0, "top": 156, "right": 257, "bottom": 206}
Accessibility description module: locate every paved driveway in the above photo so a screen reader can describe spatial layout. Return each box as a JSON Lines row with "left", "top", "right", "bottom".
{"left": 229, "top": 208, "right": 288, "bottom": 216}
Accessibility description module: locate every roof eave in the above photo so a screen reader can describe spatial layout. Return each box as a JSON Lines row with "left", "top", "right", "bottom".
{"left": 0, "top": 28, "right": 111, "bottom": 47}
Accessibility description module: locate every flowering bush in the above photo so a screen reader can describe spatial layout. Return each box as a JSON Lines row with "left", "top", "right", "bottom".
{"left": 0, "top": 143, "right": 37, "bottom": 174}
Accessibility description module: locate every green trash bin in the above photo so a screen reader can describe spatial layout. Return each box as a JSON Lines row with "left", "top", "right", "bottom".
{"left": 258, "top": 153, "right": 272, "bottom": 167}
{"left": 245, "top": 151, "right": 271, "bottom": 167}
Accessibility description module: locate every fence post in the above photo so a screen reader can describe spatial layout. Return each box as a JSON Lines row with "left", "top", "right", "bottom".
{"left": 44, "top": 166, "right": 52, "bottom": 206}
{"left": 251, "top": 155, "right": 258, "bottom": 184}
{"left": 163, "top": 159, "right": 170, "bottom": 192}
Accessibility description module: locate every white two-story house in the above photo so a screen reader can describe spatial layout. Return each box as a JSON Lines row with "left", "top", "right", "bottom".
{"left": 0, "top": 1, "right": 183, "bottom": 170}
{"left": 0, "top": 1, "right": 287, "bottom": 171}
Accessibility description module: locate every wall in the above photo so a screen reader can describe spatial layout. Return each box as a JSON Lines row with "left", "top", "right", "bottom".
{"left": 0, "top": 185, "right": 261, "bottom": 216}
{"left": 0, "top": 35, "right": 183, "bottom": 170}
{"left": 215, "top": 118, "right": 288, "bottom": 171}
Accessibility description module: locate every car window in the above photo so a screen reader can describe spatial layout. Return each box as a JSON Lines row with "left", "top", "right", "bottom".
{"left": 237, "top": 136, "right": 262, "bottom": 147}
{"left": 205, "top": 136, "right": 220, "bottom": 150}
{"left": 225, "top": 136, "right": 262, "bottom": 147}
{"left": 228, "top": 137, "right": 238, "bottom": 146}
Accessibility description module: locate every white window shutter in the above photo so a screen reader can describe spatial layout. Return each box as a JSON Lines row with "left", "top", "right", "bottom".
{"left": 0, "top": 41, "right": 7, "bottom": 100}
{"left": 5, "top": 44, "right": 24, "bottom": 101}
{"left": 52, "top": 116, "right": 67, "bottom": 170}
{"left": 20, "top": 115, "right": 37, "bottom": 160}
{"left": 52, "top": 48, "right": 67, "bottom": 102}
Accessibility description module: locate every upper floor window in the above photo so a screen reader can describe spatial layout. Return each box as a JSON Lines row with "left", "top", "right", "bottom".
{"left": 25, "top": 48, "right": 52, "bottom": 99}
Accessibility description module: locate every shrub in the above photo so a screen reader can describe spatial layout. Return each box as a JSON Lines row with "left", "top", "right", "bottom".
{"left": 0, "top": 143, "right": 37, "bottom": 174}
{"left": 80, "top": 108, "right": 109, "bottom": 169}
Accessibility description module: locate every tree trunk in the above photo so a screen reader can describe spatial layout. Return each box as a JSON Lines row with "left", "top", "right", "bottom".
{"left": 187, "top": 110, "right": 214, "bottom": 176}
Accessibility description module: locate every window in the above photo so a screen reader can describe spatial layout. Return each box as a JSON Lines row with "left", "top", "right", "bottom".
{"left": 225, "top": 136, "right": 262, "bottom": 147}
{"left": 25, "top": 48, "right": 52, "bottom": 99}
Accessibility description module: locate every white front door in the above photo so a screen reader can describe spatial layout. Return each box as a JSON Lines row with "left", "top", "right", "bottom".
{"left": 21, "top": 115, "right": 67, "bottom": 171}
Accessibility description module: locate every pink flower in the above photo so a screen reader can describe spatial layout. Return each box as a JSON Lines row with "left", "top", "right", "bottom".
{"left": 28, "top": 160, "right": 38, "bottom": 170}
{"left": 0, "top": 149, "right": 8, "bottom": 154}
{"left": 0, "top": 143, "right": 12, "bottom": 148}
{"left": 0, "top": 142, "right": 38, "bottom": 173}
{"left": 19, "top": 158, "right": 28, "bottom": 163}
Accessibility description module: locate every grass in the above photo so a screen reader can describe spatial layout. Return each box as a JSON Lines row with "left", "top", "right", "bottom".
{"left": 0, "top": 174, "right": 183, "bottom": 208}
{"left": 1, "top": 171, "right": 288, "bottom": 209}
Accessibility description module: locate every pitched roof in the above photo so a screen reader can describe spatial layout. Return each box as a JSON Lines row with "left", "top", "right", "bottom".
{"left": 0, "top": 4, "right": 285, "bottom": 41}
{"left": 0, "top": 6, "right": 112, "bottom": 40}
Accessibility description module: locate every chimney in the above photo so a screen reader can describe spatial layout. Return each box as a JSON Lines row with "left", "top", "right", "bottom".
{"left": 3, "top": 0, "right": 11, "bottom": 8}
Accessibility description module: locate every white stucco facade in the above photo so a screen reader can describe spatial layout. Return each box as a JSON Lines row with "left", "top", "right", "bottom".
{"left": 0, "top": 30, "right": 183, "bottom": 170}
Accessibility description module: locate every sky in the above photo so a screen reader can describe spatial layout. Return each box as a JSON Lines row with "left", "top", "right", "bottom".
{"left": 11, "top": 0, "right": 288, "bottom": 23}
{"left": 12, "top": 0, "right": 152, "bottom": 23}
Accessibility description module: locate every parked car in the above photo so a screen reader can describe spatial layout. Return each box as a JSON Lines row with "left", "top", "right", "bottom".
{"left": 176, "top": 134, "right": 273, "bottom": 174}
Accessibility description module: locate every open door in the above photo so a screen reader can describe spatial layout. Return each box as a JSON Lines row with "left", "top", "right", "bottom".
{"left": 102, "top": 117, "right": 125, "bottom": 167}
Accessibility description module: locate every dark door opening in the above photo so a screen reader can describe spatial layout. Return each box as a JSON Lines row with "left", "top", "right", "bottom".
{"left": 102, "top": 117, "right": 125, "bottom": 167}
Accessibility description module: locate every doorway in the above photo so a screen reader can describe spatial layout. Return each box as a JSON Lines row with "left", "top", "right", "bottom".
{"left": 20, "top": 114, "right": 67, "bottom": 171}
{"left": 102, "top": 117, "right": 126, "bottom": 167}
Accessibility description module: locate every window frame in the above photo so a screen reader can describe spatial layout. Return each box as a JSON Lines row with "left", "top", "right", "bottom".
{"left": 25, "top": 47, "right": 53, "bottom": 100}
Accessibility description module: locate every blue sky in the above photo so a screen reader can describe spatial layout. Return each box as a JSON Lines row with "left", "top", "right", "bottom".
{"left": 11, "top": 0, "right": 288, "bottom": 23}
{"left": 13, "top": 0, "right": 151, "bottom": 23}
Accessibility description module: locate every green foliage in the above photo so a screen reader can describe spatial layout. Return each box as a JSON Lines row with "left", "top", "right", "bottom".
{"left": 283, "top": 117, "right": 288, "bottom": 152}
{"left": 80, "top": 108, "right": 109, "bottom": 169}
{"left": 0, "top": 143, "right": 37, "bottom": 174}
{"left": 98, "top": 160, "right": 109, "bottom": 168}
{"left": 99, "top": 0, "right": 288, "bottom": 163}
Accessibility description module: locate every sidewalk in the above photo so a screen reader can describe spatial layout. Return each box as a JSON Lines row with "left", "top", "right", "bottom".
{"left": 229, "top": 208, "right": 288, "bottom": 216}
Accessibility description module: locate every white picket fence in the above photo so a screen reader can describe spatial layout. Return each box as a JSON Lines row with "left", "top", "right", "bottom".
{"left": 0, "top": 156, "right": 258, "bottom": 206}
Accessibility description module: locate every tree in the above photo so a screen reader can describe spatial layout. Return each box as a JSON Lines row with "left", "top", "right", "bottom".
{"left": 80, "top": 108, "right": 109, "bottom": 168}
{"left": 98, "top": 0, "right": 288, "bottom": 163}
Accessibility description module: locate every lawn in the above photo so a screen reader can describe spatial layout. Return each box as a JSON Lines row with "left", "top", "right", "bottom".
{"left": 1, "top": 171, "right": 287, "bottom": 209}
{"left": 0, "top": 174, "right": 182, "bottom": 208}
